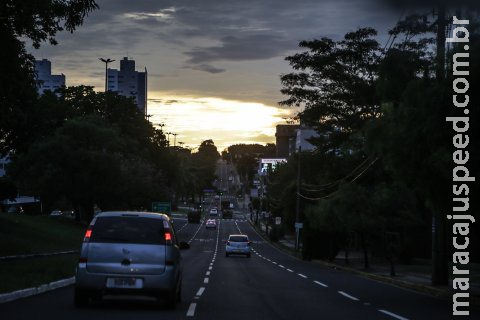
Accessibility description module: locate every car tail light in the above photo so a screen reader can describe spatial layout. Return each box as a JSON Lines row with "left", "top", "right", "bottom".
{"left": 79, "top": 257, "right": 87, "bottom": 263}
{"left": 165, "top": 232, "right": 172, "bottom": 244}
{"left": 83, "top": 229, "right": 92, "bottom": 242}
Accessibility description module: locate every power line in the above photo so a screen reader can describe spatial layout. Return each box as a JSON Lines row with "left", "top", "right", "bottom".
{"left": 300, "top": 156, "right": 372, "bottom": 192}
{"left": 297, "top": 157, "right": 379, "bottom": 201}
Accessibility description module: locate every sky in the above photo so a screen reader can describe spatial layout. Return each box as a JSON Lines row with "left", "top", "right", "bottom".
{"left": 31, "top": 0, "right": 404, "bottom": 151}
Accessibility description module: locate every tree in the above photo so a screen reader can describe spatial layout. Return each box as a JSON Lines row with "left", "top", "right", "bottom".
{"left": 0, "top": 177, "right": 17, "bottom": 202}
{"left": 280, "top": 28, "right": 381, "bottom": 153}
{"left": 0, "top": 0, "right": 98, "bottom": 155}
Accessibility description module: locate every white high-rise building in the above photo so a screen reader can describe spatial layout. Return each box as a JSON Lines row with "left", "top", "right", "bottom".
{"left": 107, "top": 57, "right": 148, "bottom": 115}
{"left": 35, "top": 59, "right": 65, "bottom": 95}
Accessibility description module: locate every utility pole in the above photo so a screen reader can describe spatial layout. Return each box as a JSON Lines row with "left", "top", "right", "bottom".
{"left": 432, "top": 4, "right": 449, "bottom": 286}
{"left": 295, "top": 146, "right": 301, "bottom": 251}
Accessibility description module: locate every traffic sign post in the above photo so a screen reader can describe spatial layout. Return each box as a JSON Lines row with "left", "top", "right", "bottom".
{"left": 275, "top": 217, "right": 282, "bottom": 225}
{"left": 152, "top": 202, "right": 171, "bottom": 216}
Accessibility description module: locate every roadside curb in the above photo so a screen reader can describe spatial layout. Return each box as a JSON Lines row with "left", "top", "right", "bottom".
{"left": 0, "top": 277, "right": 75, "bottom": 304}
{"left": 247, "top": 219, "right": 480, "bottom": 308}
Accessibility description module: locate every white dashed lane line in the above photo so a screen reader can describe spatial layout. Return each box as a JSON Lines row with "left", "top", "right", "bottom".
{"left": 187, "top": 303, "right": 197, "bottom": 317}
{"left": 286, "top": 269, "right": 294, "bottom": 273}
{"left": 313, "top": 280, "right": 328, "bottom": 288}
{"left": 298, "top": 273, "right": 307, "bottom": 279}
{"left": 378, "top": 309, "right": 409, "bottom": 320}
{"left": 338, "top": 290, "right": 359, "bottom": 301}
{"left": 196, "top": 287, "right": 205, "bottom": 297}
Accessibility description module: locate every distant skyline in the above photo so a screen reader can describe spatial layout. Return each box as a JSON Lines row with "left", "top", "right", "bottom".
{"left": 31, "top": 0, "right": 403, "bottom": 150}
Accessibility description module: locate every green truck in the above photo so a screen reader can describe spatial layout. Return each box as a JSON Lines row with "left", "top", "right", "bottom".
{"left": 221, "top": 200, "right": 233, "bottom": 219}
{"left": 188, "top": 204, "right": 202, "bottom": 223}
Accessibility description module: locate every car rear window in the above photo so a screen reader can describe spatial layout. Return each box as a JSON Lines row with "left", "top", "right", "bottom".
{"left": 229, "top": 235, "right": 248, "bottom": 242}
{"left": 90, "top": 216, "right": 166, "bottom": 245}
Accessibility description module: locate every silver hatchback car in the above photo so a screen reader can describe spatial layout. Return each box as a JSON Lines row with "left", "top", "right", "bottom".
{"left": 74, "top": 211, "right": 189, "bottom": 308}
{"left": 225, "top": 234, "right": 251, "bottom": 258}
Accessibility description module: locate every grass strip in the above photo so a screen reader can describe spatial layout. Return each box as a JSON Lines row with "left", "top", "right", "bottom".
{"left": 0, "top": 254, "right": 78, "bottom": 294}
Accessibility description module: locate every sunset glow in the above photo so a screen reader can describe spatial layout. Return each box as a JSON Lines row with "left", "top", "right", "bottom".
{"left": 148, "top": 95, "right": 293, "bottom": 151}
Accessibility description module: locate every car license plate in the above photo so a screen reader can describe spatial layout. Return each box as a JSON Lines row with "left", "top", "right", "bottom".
{"left": 106, "top": 277, "right": 143, "bottom": 289}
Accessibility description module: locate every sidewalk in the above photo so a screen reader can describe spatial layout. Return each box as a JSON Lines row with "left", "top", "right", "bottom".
{"left": 250, "top": 217, "right": 480, "bottom": 306}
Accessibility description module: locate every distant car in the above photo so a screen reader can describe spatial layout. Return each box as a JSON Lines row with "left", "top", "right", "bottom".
{"left": 7, "top": 206, "right": 23, "bottom": 214}
{"left": 206, "top": 219, "right": 217, "bottom": 229}
{"left": 225, "top": 234, "right": 251, "bottom": 258}
{"left": 74, "top": 211, "right": 189, "bottom": 309}
{"left": 209, "top": 208, "right": 218, "bottom": 215}
{"left": 50, "top": 209, "right": 63, "bottom": 216}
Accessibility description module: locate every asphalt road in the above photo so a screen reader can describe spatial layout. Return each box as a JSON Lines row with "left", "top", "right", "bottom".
{"left": 0, "top": 209, "right": 476, "bottom": 319}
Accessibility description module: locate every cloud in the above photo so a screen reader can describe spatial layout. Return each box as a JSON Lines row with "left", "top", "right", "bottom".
{"left": 186, "top": 64, "right": 226, "bottom": 74}
{"left": 184, "top": 34, "right": 293, "bottom": 64}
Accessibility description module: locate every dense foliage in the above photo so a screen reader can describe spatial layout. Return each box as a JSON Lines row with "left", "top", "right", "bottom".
{"left": 271, "top": 12, "right": 479, "bottom": 284}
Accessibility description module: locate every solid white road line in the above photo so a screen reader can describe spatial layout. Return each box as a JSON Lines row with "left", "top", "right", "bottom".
{"left": 186, "top": 303, "right": 197, "bottom": 317}
{"left": 313, "top": 280, "right": 328, "bottom": 287}
{"left": 378, "top": 309, "right": 409, "bottom": 320}
{"left": 298, "top": 273, "right": 307, "bottom": 278}
{"left": 338, "top": 291, "right": 359, "bottom": 301}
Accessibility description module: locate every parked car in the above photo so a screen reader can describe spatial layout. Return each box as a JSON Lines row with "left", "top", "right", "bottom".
{"left": 74, "top": 211, "right": 189, "bottom": 309}
{"left": 209, "top": 208, "right": 218, "bottom": 216}
{"left": 50, "top": 209, "right": 63, "bottom": 216}
{"left": 206, "top": 219, "right": 217, "bottom": 229}
{"left": 225, "top": 234, "right": 251, "bottom": 258}
{"left": 7, "top": 206, "right": 23, "bottom": 214}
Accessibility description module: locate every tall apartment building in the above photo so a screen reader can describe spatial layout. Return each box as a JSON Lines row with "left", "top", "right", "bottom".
{"left": 275, "top": 124, "right": 300, "bottom": 158}
{"left": 107, "top": 57, "right": 147, "bottom": 115}
{"left": 35, "top": 59, "right": 66, "bottom": 95}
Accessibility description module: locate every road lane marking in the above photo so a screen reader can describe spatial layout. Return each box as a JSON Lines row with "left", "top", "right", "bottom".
{"left": 209, "top": 266, "right": 212, "bottom": 270}
{"left": 204, "top": 277, "right": 209, "bottom": 284}
{"left": 378, "top": 310, "right": 409, "bottom": 320}
{"left": 272, "top": 261, "right": 277, "bottom": 265}
{"left": 338, "top": 291, "right": 359, "bottom": 301}
{"left": 196, "top": 287, "right": 205, "bottom": 297}
{"left": 298, "top": 273, "right": 307, "bottom": 278}
{"left": 206, "top": 271, "right": 210, "bottom": 276}
{"left": 313, "top": 280, "right": 328, "bottom": 287}
{"left": 286, "top": 268, "right": 294, "bottom": 272}
{"left": 279, "top": 265, "right": 285, "bottom": 269}
{"left": 187, "top": 303, "right": 197, "bottom": 317}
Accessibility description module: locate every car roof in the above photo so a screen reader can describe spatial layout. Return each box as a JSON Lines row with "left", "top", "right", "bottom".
{"left": 228, "top": 234, "right": 248, "bottom": 238}
{"left": 94, "top": 211, "right": 170, "bottom": 221}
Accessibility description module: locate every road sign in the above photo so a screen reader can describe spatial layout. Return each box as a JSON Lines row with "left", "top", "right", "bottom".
{"left": 152, "top": 202, "right": 171, "bottom": 215}
{"left": 275, "top": 217, "right": 282, "bottom": 225}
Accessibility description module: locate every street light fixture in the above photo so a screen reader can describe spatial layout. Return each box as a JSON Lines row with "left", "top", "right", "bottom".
{"left": 99, "top": 58, "right": 115, "bottom": 92}
{"left": 166, "top": 132, "right": 172, "bottom": 146}
{"left": 172, "top": 133, "right": 178, "bottom": 147}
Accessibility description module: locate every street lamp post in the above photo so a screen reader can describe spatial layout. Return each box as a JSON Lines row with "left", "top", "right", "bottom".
{"left": 172, "top": 133, "right": 178, "bottom": 147}
{"left": 166, "top": 132, "right": 172, "bottom": 146}
{"left": 99, "top": 58, "right": 115, "bottom": 92}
